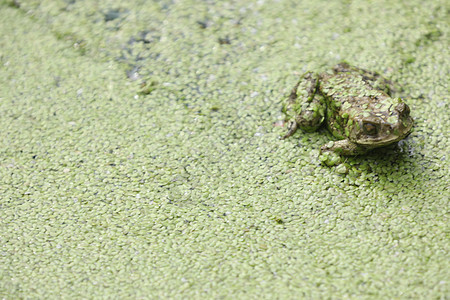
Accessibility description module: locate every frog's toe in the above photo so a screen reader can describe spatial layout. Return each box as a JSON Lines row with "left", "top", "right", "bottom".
{"left": 319, "top": 151, "right": 342, "bottom": 166}
{"left": 282, "top": 120, "right": 298, "bottom": 139}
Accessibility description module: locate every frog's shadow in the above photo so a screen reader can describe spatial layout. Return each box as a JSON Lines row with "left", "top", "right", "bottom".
{"left": 345, "top": 140, "right": 416, "bottom": 173}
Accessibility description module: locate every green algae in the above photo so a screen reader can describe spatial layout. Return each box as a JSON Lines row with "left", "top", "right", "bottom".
{"left": 0, "top": 0, "right": 448, "bottom": 299}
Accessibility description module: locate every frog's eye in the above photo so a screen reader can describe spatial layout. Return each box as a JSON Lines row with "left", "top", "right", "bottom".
{"left": 363, "top": 122, "right": 378, "bottom": 135}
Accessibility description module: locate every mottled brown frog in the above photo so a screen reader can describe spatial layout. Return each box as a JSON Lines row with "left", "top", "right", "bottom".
{"left": 283, "top": 62, "right": 413, "bottom": 166}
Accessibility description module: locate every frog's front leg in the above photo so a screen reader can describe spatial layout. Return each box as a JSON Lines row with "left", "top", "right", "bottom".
{"left": 282, "top": 72, "right": 326, "bottom": 139}
{"left": 319, "top": 139, "right": 366, "bottom": 166}
{"left": 321, "top": 139, "right": 367, "bottom": 156}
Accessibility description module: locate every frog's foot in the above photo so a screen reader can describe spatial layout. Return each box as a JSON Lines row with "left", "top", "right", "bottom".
{"left": 282, "top": 120, "right": 298, "bottom": 139}
{"left": 320, "top": 139, "right": 367, "bottom": 156}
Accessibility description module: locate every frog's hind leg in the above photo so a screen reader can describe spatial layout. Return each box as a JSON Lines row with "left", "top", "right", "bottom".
{"left": 295, "top": 92, "right": 326, "bottom": 132}
{"left": 286, "top": 72, "right": 318, "bottom": 106}
{"left": 282, "top": 72, "right": 325, "bottom": 139}
{"left": 333, "top": 62, "right": 398, "bottom": 95}
{"left": 281, "top": 80, "right": 304, "bottom": 139}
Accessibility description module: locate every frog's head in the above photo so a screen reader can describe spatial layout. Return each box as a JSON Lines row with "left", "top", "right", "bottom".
{"left": 352, "top": 102, "right": 414, "bottom": 147}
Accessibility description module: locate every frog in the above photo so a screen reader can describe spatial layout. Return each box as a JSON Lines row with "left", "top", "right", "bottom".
{"left": 282, "top": 62, "right": 414, "bottom": 166}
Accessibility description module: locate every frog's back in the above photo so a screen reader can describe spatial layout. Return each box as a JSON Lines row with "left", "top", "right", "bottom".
{"left": 320, "top": 73, "right": 390, "bottom": 112}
